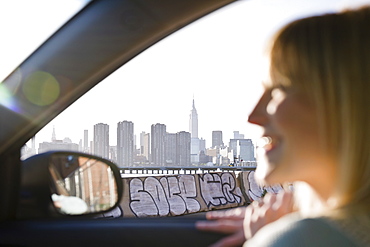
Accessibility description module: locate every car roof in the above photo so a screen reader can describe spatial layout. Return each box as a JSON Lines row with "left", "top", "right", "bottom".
{"left": 0, "top": 0, "right": 236, "bottom": 156}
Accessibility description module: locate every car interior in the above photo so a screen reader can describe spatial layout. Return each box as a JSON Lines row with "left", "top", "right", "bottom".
{"left": 1, "top": 0, "right": 368, "bottom": 246}
{"left": 0, "top": 1, "right": 238, "bottom": 246}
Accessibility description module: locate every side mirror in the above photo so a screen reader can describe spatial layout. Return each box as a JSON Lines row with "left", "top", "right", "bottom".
{"left": 19, "top": 151, "right": 123, "bottom": 219}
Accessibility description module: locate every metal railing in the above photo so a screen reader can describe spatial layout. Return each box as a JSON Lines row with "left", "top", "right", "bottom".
{"left": 119, "top": 165, "right": 256, "bottom": 176}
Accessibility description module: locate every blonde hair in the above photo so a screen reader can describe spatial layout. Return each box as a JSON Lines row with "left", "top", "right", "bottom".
{"left": 269, "top": 7, "right": 370, "bottom": 212}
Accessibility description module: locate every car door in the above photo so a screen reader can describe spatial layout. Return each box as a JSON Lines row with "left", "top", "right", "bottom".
{"left": 1, "top": 0, "right": 366, "bottom": 246}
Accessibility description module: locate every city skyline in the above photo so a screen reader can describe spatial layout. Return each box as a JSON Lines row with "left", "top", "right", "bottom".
{"left": 27, "top": 120, "right": 256, "bottom": 167}
{"left": 31, "top": 99, "right": 256, "bottom": 152}
{"left": 24, "top": 98, "right": 256, "bottom": 167}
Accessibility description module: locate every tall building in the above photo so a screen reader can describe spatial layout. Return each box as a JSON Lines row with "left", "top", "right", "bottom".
{"left": 189, "top": 98, "right": 198, "bottom": 138}
{"left": 199, "top": 138, "right": 206, "bottom": 152}
{"left": 151, "top": 123, "right": 166, "bottom": 166}
{"left": 84, "top": 129, "right": 89, "bottom": 152}
{"left": 140, "top": 132, "right": 150, "bottom": 162}
{"left": 79, "top": 139, "right": 82, "bottom": 152}
{"left": 30, "top": 136, "right": 36, "bottom": 156}
{"left": 110, "top": 146, "right": 117, "bottom": 164}
{"left": 191, "top": 138, "right": 200, "bottom": 164}
{"left": 52, "top": 126, "right": 57, "bottom": 142}
{"left": 189, "top": 99, "right": 200, "bottom": 164}
{"left": 139, "top": 132, "right": 145, "bottom": 155}
{"left": 93, "top": 123, "right": 109, "bottom": 159}
{"left": 166, "top": 133, "right": 177, "bottom": 166}
{"left": 164, "top": 131, "right": 191, "bottom": 166}
{"left": 176, "top": 131, "right": 191, "bottom": 166}
{"left": 117, "top": 121, "right": 134, "bottom": 167}
{"left": 212, "top": 130, "right": 224, "bottom": 148}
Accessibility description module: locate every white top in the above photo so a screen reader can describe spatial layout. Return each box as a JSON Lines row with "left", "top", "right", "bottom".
{"left": 244, "top": 213, "right": 368, "bottom": 247}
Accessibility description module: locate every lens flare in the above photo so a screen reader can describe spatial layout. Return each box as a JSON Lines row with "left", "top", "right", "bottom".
{"left": 0, "top": 83, "right": 16, "bottom": 110}
{"left": 22, "top": 71, "right": 60, "bottom": 106}
{"left": 4, "top": 68, "right": 23, "bottom": 94}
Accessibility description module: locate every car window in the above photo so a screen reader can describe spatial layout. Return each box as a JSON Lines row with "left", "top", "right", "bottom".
{"left": 22, "top": 0, "right": 370, "bottom": 167}
{"left": 22, "top": 1, "right": 264, "bottom": 163}
{"left": 0, "top": 0, "right": 90, "bottom": 83}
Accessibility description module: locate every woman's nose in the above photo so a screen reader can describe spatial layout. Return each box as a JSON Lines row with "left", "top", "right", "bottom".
{"left": 248, "top": 91, "right": 270, "bottom": 126}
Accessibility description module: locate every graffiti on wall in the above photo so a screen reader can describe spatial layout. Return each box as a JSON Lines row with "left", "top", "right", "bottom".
{"left": 126, "top": 172, "right": 245, "bottom": 217}
{"left": 129, "top": 175, "right": 201, "bottom": 217}
{"left": 243, "top": 171, "right": 283, "bottom": 202}
{"left": 199, "top": 173, "right": 243, "bottom": 208}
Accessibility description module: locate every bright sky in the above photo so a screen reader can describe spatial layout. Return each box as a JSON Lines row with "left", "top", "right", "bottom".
{"left": 1, "top": 0, "right": 370, "bottom": 150}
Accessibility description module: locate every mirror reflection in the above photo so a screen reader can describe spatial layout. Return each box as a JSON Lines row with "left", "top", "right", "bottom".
{"left": 49, "top": 154, "right": 118, "bottom": 215}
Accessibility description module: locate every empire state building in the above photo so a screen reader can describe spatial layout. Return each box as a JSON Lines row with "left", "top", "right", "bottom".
{"left": 189, "top": 99, "right": 198, "bottom": 138}
{"left": 189, "top": 99, "right": 200, "bottom": 164}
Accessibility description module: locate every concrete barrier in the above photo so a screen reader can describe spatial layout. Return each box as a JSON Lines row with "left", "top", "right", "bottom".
{"left": 119, "top": 170, "right": 283, "bottom": 217}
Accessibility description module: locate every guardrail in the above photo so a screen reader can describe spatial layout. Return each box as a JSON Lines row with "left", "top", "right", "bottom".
{"left": 119, "top": 166, "right": 256, "bottom": 176}
{"left": 117, "top": 166, "right": 277, "bottom": 217}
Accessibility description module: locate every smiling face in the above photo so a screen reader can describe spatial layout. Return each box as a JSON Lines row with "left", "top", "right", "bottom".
{"left": 250, "top": 7, "right": 370, "bottom": 208}
{"left": 248, "top": 84, "right": 337, "bottom": 197}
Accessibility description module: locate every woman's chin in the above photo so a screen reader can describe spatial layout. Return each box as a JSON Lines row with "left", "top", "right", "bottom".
{"left": 255, "top": 142, "right": 284, "bottom": 184}
{"left": 254, "top": 160, "right": 276, "bottom": 185}
{"left": 254, "top": 159, "right": 285, "bottom": 186}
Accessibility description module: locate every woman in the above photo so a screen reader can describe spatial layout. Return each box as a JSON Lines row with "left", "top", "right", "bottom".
{"left": 197, "top": 6, "right": 370, "bottom": 247}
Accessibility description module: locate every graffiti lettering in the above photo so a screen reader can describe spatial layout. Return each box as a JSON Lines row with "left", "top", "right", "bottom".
{"left": 129, "top": 178, "right": 160, "bottom": 217}
{"left": 199, "top": 173, "right": 243, "bottom": 207}
{"left": 127, "top": 172, "right": 246, "bottom": 217}
{"left": 221, "top": 173, "right": 242, "bottom": 204}
{"left": 129, "top": 175, "right": 200, "bottom": 217}
{"left": 160, "top": 176, "right": 185, "bottom": 215}
{"left": 178, "top": 175, "right": 201, "bottom": 213}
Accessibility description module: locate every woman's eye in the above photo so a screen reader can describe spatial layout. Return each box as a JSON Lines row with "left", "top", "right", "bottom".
{"left": 271, "top": 84, "right": 288, "bottom": 94}
{"left": 271, "top": 87, "right": 286, "bottom": 98}
{"left": 267, "top": 87, "right": 287, "bottom": 115}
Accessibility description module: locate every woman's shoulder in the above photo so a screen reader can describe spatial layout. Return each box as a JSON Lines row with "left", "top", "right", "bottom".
{"left": 244, "top": 213, "right": 361, "bottom": 247}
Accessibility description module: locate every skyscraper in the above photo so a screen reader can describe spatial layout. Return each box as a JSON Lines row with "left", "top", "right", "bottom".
{"left": 176, "top": 131, "right": 191, "bottom": 166}
{"left": 84, "top": 129, "right": 89, "bottom": 152}
{"left": 140, "top": 131, "right": 150, "bottom": 162}
{"left": 117, "top": 121, "right": 134, "bottom": 167}
{"left": 166, "top": 133, "right": 177, "bottom": 165}
{"left": 52, "top": 126, "right": 56, "bottom": 142}
{"left": 212, "top": 130, "right": 223, "bottom": 148}
{"left": 93, "top": 123, "right": 109, "bottom": 159}
{"left": 31, "top": 136, "right": 36, "bottom": 155}
{"left": 199, "top": 138, "right": 206, "bottom": 152}
{"left": 151, "top": 123, "right": 166, "bottom": 166}
{"left": 189, "top": 98, "right": 198, "bottom": 138}
{"left": 189, "top": 99, "right": 200, "bottom": 164}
